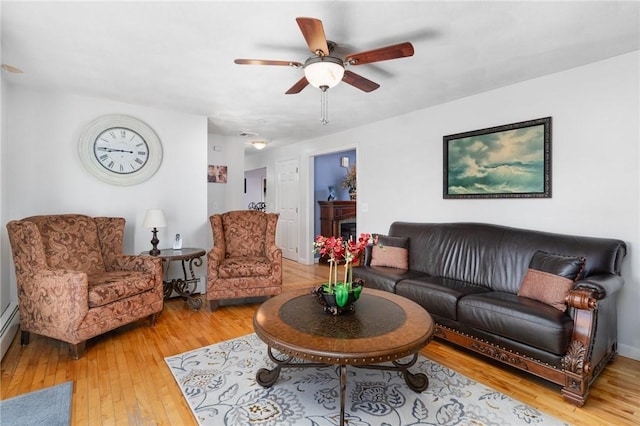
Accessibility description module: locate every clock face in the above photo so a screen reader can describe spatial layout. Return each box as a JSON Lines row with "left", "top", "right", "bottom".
{"left": 93, "top": 127, "right": 149, "bottom": 174}
{"left": 79, "top": 115, "right": 163, "bottom": 185}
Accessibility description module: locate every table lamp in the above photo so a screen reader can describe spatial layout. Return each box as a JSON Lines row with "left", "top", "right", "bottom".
{"left": 143, "top": 209, "right": 167, "bottom": 256}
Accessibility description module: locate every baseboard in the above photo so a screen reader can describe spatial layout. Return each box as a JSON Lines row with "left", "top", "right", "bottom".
{"left": 0, "top": 302, "right": 20, "bottom": 360}
{"left": 618, "top": 342, "right": 640, "bottom": 361}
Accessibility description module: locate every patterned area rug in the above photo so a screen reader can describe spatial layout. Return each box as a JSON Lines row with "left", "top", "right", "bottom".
{"left": 165, "top": 334, "right": 566, "bottom": 426}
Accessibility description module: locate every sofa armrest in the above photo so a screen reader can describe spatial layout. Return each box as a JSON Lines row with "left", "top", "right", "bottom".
{"left": 266, "top": 245, "right": 282, "bottom": 263}
{"left": 267, "top": 245, "right": 283, "bottom": 281}
{"left": 110, "top": 254, "right": 161, "bottom": 274}
{"left": 572, "top": 274, "right": 623, "bottom": 300}
{"left": 6, "top": 220, "right": 48, "bottom": 277}
{"left": 108, "top": 255, "right": 163, "bottom": 292}
{"left": 563, "top": 273, "right": 624, "bottom": 397}
{"left": 362, "top": 245, "right": 373, "bottom": 266}
{"left": 207, "top": 247, "right": 225, "bottom": 279}
{"left": 21, "top": 269, "right": 88, "bottom": 338}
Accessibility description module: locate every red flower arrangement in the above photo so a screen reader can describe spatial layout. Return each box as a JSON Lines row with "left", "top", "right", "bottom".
{"left": 313, "top": 233, "right": 373, "bottom": 293}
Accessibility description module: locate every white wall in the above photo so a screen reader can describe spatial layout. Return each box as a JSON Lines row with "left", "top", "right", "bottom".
{"left": 249, "top": 52, "right": 640, "bottom": 360}
{"left": 207, "top": 134, "right": 245, "bottom": 241}
{"left": 1, "top": 86, "right": 209, "bottom": 349}
{"left": 0, "top": 3, "right": 20, "bottom": 358}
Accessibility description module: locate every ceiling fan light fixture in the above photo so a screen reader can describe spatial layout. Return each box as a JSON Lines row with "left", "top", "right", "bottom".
{"left": 252, "top": 140, "right": 268, "bottom": 150}
{"left": 304, "top": 56, "right": 344, "bottom": 89}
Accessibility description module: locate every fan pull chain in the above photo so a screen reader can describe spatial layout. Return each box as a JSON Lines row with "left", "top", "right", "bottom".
{"left": 320, "top": 86, "right": 329, "bottom": 125}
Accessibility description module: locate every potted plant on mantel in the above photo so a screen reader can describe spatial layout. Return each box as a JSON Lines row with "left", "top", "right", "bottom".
{"left": 342, "top": 164, "right": 357, "bottom": 200}
{"left": 312, "top": 233, "right": 372, "bottom": 315}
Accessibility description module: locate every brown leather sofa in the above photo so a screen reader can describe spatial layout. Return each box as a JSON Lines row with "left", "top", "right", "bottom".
{"left": 353, "top": 222, "right": 626, "bottom": 406}
{"left": 6, "top": 214, "right": 164, "bottom": 359}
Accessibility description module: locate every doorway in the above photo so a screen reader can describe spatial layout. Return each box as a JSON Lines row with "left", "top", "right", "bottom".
{"left": 312, "top": 149, "right": 357, "bottom": 261}
{"left": 244, "top": 167, "right": 266, "bottom": 209}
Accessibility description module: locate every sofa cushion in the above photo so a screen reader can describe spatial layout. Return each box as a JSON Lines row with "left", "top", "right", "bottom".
{"left": 396, "top": 276, "right": 491, "bottom": 320}
{"left": 371, "top": 235, "right": 409, "bottom": 269}
{"left": 88, "top": 271, "right": 156, "bottom": 308}
{"left": 352, "top": 266, "right": 423, "bottom": 293}
{"left": 27, "top": 214, "right": 106, "bottom": 275}
{"left": 218, "top": 256, "right": 272, "bottom": 278}
{"left": 222, "top": 212, "right": 267, "bottom": 258}
{"left": 518, "top": 251, "right": 585, "bottom": 311}
{"left": 458, "top": 292, "right": 574, "bottom": 355}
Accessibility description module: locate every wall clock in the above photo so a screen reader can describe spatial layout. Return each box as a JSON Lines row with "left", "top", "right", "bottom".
{"left": 78, "top": 114, "right": 163, "bottom": 185}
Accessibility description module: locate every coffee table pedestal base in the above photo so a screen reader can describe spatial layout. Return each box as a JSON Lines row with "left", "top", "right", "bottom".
{"left": 256, "top": 346, "right": 429, "bottom": 426}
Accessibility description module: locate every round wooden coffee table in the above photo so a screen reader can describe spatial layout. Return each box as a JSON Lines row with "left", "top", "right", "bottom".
{"left": 253, "top": 287, "right": 435, "bottom": 425}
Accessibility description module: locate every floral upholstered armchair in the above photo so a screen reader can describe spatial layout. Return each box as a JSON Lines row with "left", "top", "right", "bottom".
{"left": 207, "top": 210, "right": 282, "bottom": 311}
{"left": 6, "top": 214, "right": 164, "bottom": 359}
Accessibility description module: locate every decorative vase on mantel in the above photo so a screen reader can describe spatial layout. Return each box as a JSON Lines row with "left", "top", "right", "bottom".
{"left": 313, "top": 280, "right": 364, "bottom": 315}
{"left": 342, "top": 164, "right": 357, "bottom": 201}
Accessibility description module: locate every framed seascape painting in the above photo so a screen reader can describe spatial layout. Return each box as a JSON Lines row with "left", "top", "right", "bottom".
{"left": 443, "top": 117, "right": 551, "bottom": 199}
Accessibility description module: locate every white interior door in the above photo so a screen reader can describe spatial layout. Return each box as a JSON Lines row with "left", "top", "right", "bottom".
{"left": 276, "top": 158, "right": 299, "bottom": 260}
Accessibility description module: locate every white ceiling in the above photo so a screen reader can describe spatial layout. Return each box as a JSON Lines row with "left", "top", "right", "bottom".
{"left": 2, "top": 1, "right": 639, "bottom": 151}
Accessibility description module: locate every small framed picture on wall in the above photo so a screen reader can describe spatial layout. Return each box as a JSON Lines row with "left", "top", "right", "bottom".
{"left": 208, "top": 165, "right": 228, "bottom": 183}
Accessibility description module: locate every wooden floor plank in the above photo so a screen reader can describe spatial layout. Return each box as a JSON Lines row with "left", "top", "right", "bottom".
{"left": 1, "top": 259, "right": 638, "bottom": 425}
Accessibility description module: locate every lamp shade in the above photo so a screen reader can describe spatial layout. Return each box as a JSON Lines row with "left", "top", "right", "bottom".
{"left": 304, "top": 56, "right": 345, "bottom": 89}
{"left": 143, "top": 209, "right": 167, "bottom": 229}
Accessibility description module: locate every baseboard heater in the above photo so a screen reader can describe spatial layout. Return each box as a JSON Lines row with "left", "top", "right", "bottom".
{"left": 0, "top": 302, "right": 20, "bottom": 360}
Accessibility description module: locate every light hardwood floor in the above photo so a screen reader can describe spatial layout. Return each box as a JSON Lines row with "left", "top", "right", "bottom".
{"left": 2, "top": 259, "right": 638, "bottom": 425}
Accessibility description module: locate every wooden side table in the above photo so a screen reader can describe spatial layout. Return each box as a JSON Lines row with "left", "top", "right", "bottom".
{"left": 142, "top": 248, "right": 205, "bottom": 311}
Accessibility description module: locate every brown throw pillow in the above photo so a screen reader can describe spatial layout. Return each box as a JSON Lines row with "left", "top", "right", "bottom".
{"left": 518, "top": 251, "right": 585, "bottom": 311}
{"left": 370, "top": 235, "right": 409, "bottom": 269}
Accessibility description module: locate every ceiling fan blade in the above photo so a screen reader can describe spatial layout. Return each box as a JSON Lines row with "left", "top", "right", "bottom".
{"left": 234, "top": 59, "right": 303, "bottom": 68}
{"left": 345, "top": 42, "right": 414, "bottom": 65}
{"left": 285, "top": 76, "right": 309, "bottom": 94}
{"left": 342, "top": 70, "right": 380, "bottom": 93}
{"left": 296, "top": 17, "right": 330, "bottom": 56}
{"left": 0, "top": 64, "right": 24, "bottom": 73}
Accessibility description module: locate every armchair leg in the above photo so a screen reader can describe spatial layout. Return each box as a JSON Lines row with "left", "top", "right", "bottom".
{"left": 20, "top": 330, "right": 30, "bottom": 346}
{"left": 69, "top": 341, "right": 86, "bottom": 360}
{"left": 148, "top": 312, "right": 160, "bottom": 326}
{"left": 210, "top": 300, "right": 220, "bottom": 312}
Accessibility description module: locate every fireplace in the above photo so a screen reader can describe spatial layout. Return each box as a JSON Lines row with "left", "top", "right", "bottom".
{"left": 339, "top": 220, "right": 357, "bottom": 241}
{"left": 317, "top": 200, "right": 357, "bottom": 263}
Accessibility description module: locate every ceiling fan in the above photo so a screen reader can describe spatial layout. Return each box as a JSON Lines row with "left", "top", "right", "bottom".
{"left": 234, "top": 17, "right": 414, "bottom": 124}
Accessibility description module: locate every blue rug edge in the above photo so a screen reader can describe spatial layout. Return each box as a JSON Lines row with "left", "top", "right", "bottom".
{"left": 0, "top": 381, "right": 73, "bottom": 426}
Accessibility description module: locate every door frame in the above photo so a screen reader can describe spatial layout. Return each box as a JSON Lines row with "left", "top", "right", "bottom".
{"left": 306, "top": 144, "right": 358, "bottom": 265}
